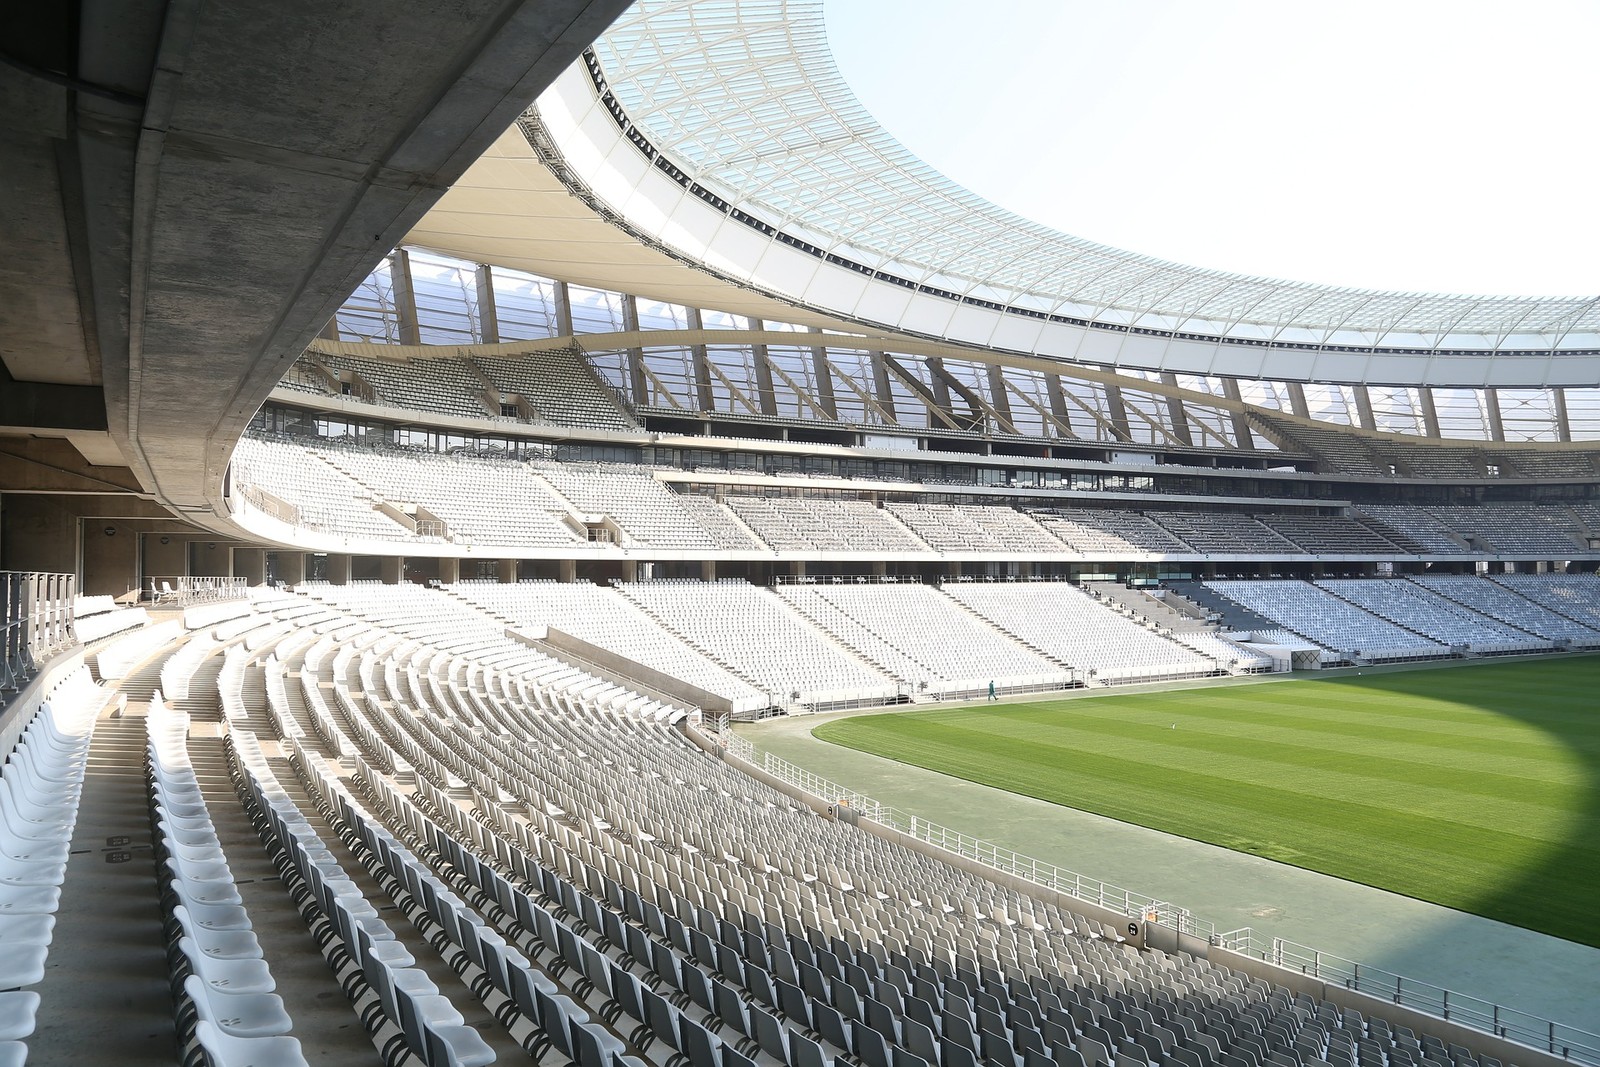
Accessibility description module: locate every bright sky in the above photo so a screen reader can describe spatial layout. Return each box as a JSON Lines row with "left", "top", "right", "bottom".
{"left": 824, "top": 1, "right": 1599, "bottom": 297}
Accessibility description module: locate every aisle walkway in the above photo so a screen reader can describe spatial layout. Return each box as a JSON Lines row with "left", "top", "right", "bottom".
{"left": 740, "top": 683, "right": 1600, "bottom": 1036}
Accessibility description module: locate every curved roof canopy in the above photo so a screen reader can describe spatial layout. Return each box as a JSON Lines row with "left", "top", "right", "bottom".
{"left": 577, "top": 0, "right": 1600, "bottom": 374}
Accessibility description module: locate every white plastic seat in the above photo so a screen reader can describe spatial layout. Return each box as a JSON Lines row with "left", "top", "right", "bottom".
{"left": 172, "top": 906, "right": 263, "bottom": 961}
{"left": 179, "top": 936, "right": 276, "bottom": 995}
{"left": 0, "top": 884, "right": 58, "bottom": 917}
{"left": 0, "top": 1040, "right": 24, "bottom": 1067}
{"left": 184, "top": 975, "right": 293, "bottom": 1038}
{"left": 0, "top": 992, "right": 39, "bottom": 1041}
{"left": 0, "top": 942, "right": 47, "bottom": 988}
{"left": 193, "top": 1020, "right": 309, "bottom": 1067}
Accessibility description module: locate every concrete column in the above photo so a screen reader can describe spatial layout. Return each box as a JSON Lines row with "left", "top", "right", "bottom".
{"left": 1351, "top": 385, "right": 1378, "bottom": 431}
{"left": 945, "top": 561, "right": 961, "bottom": 579}
{"left": 621, "top": 295, "right": 649, "bottom": 403}
{"left": 276, "top": 552, "right": 306, "bottom": 586}
{"left": 497, "top": 558, "right": 518, "bottom": 584}
{"left": 986, "top": 363, "right": 1014, "bottom": 431}
{"left": 327, "top": 554, "right": 352, "bottom": 586}
{"left": 750, "top": 318, "right": 779, "bottom": 417}
{"left": 869, "top": 352, "right": 897, "bottom": 423}
{"left": 1219, "top": 378, "right": 1255, "bottom": 450}
{"left": 379, "top": 557, "right": 404, "bottom": 585}
{"left": 1159, "top": 372, "right": 1194, "bottom": 446}
{"left": 685, "top": 307, "right": 716, "bottom": 412}
{"left": 1044, "top": 374, "right": 1073, "bottom": 439}
{"left": 700, "top": 560, "right": 717, "bottom": 582}
{"left": 389, "top": 249, "right": 421, "bottom": 345}
{"left": 552, "top": 280, "right": 575, "bottom": 336}
{"left": 1484, "top": 388, "right": 1505, "bottom": 441}
{"left": 438, "top": 557, "right": 460, "bottom": 584}
{"left": 871, "top": 560, "right": 887, "bottom": 576}
{"left": 559, "top": 559, "right": 577, "bottom": 583}
{"left": 621, "top": 560, "right": 639, "bottom": 583}
{"left": 1419, "top": 387, "right": 1442, "bottom": 438}
{"left": 790, "top": 561, "right": 806, "bottom": 580}
{"left": 233, "top": 547, "right": 267, "bottom": 586}
{"left": 1286, "top": 382, "right": 1310, "bottom": 418}
{"left": 474, "top": 265, "right": 499, "bottom": 344}
{"left": 807, "top": 328, "right": 837, "bottom": 420}
{"left": 1099, "top": 368, "right": 1132, "bottom": 442}
{"left": 1553, "top": 387, "right": 1572, "bottom": 442}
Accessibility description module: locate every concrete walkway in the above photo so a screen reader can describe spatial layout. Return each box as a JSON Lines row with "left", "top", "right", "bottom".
{"left": 738, "top": 667, "right": 1600, "bottom": 1036}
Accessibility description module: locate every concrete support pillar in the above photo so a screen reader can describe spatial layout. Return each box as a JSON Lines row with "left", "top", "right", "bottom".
{"left": 700, "top": 560, "right": 717, "bottom": 582}
{"left": 276, "top": 552, "right": 306, "bottom": 586}
{"left": 233, "top": 547, "right": 267, "bottom": 586}
{"left": 985, "top": 363, "right": 1014, "bottom": 432}
{"left": 1046, "top": 374, "right": 1073, "bottom": 438}
{"left": 1484, "top": 388, "right": 1505, "bottom": 441}
{"left": 1159, "top": 372, "right": 1193, "bottom": 446}
{"left": 946, "top": 561, "right": 961, "bottom": 579}
{"left": 1219, "top": 378, "right": 1255, "bottom": 449}
{"left": 685, "top": 307, "right": 716, "bottom": 412}
{"left": 620, "top": 560, "right": 639, "bottom": 583}
{"left": 1099, "top": 368, "right": 1132, "bottom": 442}
{"left": 474, "top": 265, "right": 500, "bottom": 344}
{"left": 438, "top": 557, "right": 460, "bottom": 584}
{"left": 552, "top": 280, "right": 574, "bottom": 336}
{"left": 1419, "top": 387, "right": 1442, "bottom": 438}
{"left": 327, "top": 554, "right": 352, "bottom": 586}
{"left": 1553, "top": 387, "right": 1572, "bottom": 442}
{"left": 871, "top": 560, "right": 887, "bottom": 576}
{"left": 622, "top": 295, "right": 649, "bottom": 404}
{"left": 1286, "top": 382, "right": 1310, "bottom": 419}
{"left": 790, "top": 561, "right": 806, "bottom": 580}
{"left": 389, "top": 249, "right": 421, "bottom": 345}
{"left": 380, "top": 557, "right": 404, "bottom": 585}
{"left": 497, "top": 559, "right": 518, "bottom": 584}
{"left": 807, "top": 328, "right": 837, "bottom": 420}
{"left": 1352, "top": 385, "right": 1377, "bottom": 431}
{"left": 750, "top": 318, "right": 779, "bottom": 417}
{"left": 559, "top": 559, "right": 577, "bottom": 583}
{"left": 869, "top": 352, "right": 897, "bottom": 423}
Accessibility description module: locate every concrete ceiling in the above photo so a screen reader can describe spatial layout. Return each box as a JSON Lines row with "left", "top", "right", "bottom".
{"left": 0, "top": 0, "right": 631, "bottom": 530}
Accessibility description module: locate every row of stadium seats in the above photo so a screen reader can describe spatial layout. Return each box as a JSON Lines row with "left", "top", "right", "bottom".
{"left": 231, "top": 434, "right": 1600, "bottom": 559}
{"left": 8, "top": 580, "right": 1595, "bottom": 1064}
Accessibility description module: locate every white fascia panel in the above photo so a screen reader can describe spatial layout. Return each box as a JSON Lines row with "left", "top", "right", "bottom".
{"left": 852, "top": 278, "right": 915, "bottom": 327}
{"left": 800, "top": 265, "right": 872, "bottom": 316}
{"left": 751, "top": 242, "right": 822, "bottom": 300}
{"left": 944, "top": 304, "right": 1006, "bottom": 349}
{"left": 987, "top": 313, "right": 1047, "bottom": 355}
{"left": 1363, "top": 354, "right": 1433, "bottom": 386}
{"left": 662, "top": 195, "right": 726, "bottom": 258}
{"left": 1075, "top": 329, "right": 1128, "bottom": 366}
{"left": 700, "top": 225, "right": 773, "bottom": 284}
{"left": 899, "top": 292, "right": 958, "bottom": 337}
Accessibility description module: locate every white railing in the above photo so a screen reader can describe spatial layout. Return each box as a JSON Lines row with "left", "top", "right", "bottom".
{"left": 1223, "top": 932, "right": 1600, "bottom": 1065}
{"left": 732, "top": 725, "right": 1600, "bottom": 1065}
{"left": 728, "top": 732, "right": 1207, "bottom": 937}
{"left": 1, "top": 571, "right": 76, "bottom": 698}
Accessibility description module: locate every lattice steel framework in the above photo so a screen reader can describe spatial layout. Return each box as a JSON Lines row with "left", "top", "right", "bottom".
{"left": 583, "top": 0, "right": 1600, "bottom": 357}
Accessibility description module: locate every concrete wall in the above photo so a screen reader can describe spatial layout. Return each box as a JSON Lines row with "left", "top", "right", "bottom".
{"left": 141, "top": 533, "right": 188, "bottom": 582}
{"left": 0, "top": 495, "right": 78, "bottom": 574}
{"left": 80, "top": 518, "right": 139, "bottom": 597}
{"left": 190, "top": 540, "right": 232, "bottom": 578}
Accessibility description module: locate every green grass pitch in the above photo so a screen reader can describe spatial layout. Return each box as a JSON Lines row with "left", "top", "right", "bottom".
{"left": 812, "top": 658, "right": 1600, "bottom": 947}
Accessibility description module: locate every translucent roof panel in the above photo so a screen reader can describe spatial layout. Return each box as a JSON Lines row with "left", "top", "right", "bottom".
{"left": 589, "top": 0, "right": 1600, "bottom": 352}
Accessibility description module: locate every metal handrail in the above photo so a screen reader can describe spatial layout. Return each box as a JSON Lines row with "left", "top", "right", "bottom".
{"left": 729, "top": 730, "right": 1600, "bottom": 1064}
